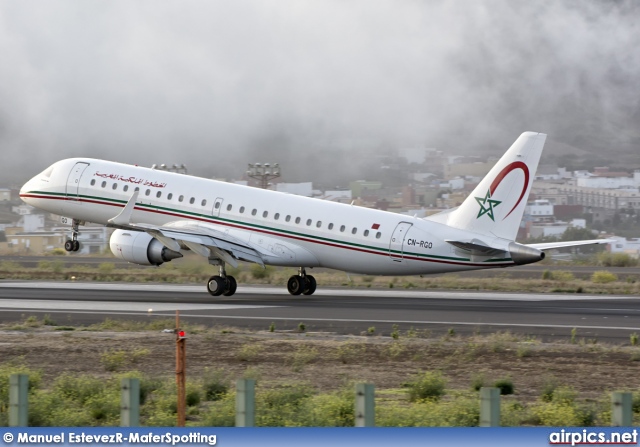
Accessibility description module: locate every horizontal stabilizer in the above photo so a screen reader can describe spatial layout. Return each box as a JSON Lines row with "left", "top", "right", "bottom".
{"left": 445, "top": 240, "right": 506, "bottom": 258}
{"left": 527, "top": 239, "right": 614, "bottom": 251}
{"left": 446, "top": 240, "right": 545, "bottom": 265}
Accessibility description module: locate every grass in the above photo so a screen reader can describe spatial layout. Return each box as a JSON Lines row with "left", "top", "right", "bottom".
{"left": 0, "top": 258, "right": 639, "bottom": 295}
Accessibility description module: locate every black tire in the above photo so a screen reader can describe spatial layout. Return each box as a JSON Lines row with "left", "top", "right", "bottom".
{"left": 64, "top": 240, "right": 74, "bottom": 252}
{"left": 207, "top": 275, "right": 225, "bottom": 296}
{"left": 72, "top": 240, "right": 80, "bottom": 252}
{"left": 223, "top": 276, "right": 237, "bottom": 296}
{"left": 303, "top": 275, "right": 317, "bottom": 295}
{"left": 287, "top": 275, "right": 304, "bottom": 295}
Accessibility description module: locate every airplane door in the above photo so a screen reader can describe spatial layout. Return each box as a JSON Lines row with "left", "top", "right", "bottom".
{"left": 66, "top": 162, "right": 89, "bottom": 200}
{"left": 212, "top": 197, "right": 224, "bottom": 217}
{"left": 389, "top": 222, "right": 413, "bottom": 262}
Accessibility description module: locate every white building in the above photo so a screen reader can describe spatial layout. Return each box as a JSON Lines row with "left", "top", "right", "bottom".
{"left": 607, "top": 237, "right": 640, "bottom": 258}
{"left": 525, "top": 200, "right": 554, "bottom": 217}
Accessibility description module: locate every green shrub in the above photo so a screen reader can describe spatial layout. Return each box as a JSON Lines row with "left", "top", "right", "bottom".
{"left": 250, "top": 264, "right": 272, "bottom": 279}
{"left": 236, "top": 343, "right": 261, "bottom": 362}
{"left": 470, "top": 373, "right": 486, "bottom": 391}
{"left": 100, "top": 350, "right": 128, "bottom": 371}
{"left": 305, "top": 390, "right": 354, "bottom": 426}
{"left": 493, "top": 377, "right": 514, "bottom": 395}
{"left": 289, "top": 345, "right": 318, "bottom": 372}
{"left": 334, "top": 342, "right": 366, "bottom": 364}
{"left": 591, "top": 271, "right": 618, "bottom": 284}
{"left": 631, "top": 333, "right": 639, "bottom": 346}
{"left": 597, "top": 252, "right": 638, "bottom": 267}
{"left": 405, "top": 371, "right": 447, "bottom": 402}
{"left": 98, "top": 262, "right": 115, "bottom": 275}
{"left": 202, "top": 368, "right": 229, "bottom": 401}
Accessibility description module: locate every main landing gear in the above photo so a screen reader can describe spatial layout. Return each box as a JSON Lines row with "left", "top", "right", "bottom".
{"left": 64, "top": 219, "right": 82, "bottom": 252}
{"left": 287, "top": 267, "right": 316, "bottom": 296}
{"left": 207, "top": 264, "right": 237, "bottom": 297}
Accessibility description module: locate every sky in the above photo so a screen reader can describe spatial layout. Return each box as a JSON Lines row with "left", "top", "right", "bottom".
{"left": 1, "top": 0, "right": 639, "bottom": 186}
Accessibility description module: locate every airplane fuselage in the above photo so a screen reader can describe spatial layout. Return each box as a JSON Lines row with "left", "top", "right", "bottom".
{"left": 20, "top": 158, "right": 516, "bottom": 276}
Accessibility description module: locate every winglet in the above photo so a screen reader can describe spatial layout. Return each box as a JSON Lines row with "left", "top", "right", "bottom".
{"left": 108, "top": 190, "right": 139, "bottom": 226}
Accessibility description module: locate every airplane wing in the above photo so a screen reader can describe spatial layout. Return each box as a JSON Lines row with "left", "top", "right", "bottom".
{"left": 107, "top": 191, "right": 264, "bottom": 267}
{"left": 526, "top": 239, "right": 614, "bottom": 251}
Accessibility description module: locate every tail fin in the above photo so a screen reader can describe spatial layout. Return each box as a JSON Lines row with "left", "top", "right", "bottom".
{"left": 428, "top": 131, "right": 546, "bottom": 241}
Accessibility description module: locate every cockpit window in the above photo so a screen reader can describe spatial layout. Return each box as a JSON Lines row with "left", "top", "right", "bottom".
{"left": 40, "top": 166, "right": 54, "bottom": 178}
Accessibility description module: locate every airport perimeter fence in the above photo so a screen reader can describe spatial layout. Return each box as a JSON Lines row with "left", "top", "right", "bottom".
{"left": 5, "top": 374, "right": 635, "bottom": 427}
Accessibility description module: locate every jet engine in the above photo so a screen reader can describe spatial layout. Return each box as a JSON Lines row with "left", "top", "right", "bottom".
{"left": 110, "top": 229, "right": 183, "bottom": 266}
{"left": 508, "top": 242, "right": 545, "bottom": 265}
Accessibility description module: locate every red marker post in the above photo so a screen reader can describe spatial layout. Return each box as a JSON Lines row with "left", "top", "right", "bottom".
{"left": 175, "top": 311, "right": 186, "bottom": 427}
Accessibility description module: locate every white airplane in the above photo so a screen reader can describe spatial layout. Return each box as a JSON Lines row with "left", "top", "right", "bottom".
{"left": 20, "top": 132, "right": 608, "bottom": 296}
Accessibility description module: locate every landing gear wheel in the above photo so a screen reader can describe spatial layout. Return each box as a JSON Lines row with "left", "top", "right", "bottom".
{"left": 207, "top": 275, "right": 225, "bottom": 296}
{"left": 223, "top": 276, "right": 237, "bottom": 296}
{"left": 72, "top": 240, "right": 80, "bottom": 252}
{"left": 303, "top": 275, "right": 317, "bottom": 295}
{"left": 64, "top": 240, "right": 75, "bottom": 252}
{"left": 287, "top": 276, "right": 305, "bottom": 295}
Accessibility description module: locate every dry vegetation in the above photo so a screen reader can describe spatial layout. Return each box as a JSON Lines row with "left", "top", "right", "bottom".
{"left": 2, "top": 316, "right": 640, "bottom": 426}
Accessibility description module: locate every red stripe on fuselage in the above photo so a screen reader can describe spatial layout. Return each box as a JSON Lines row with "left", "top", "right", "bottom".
{"left": 23, "top": 194, "right": 514, "bottom": 268}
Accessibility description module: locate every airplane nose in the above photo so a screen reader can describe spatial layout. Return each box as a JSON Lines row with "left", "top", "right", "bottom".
{"left": 20, "top": 176, "right": 38, "bottom": 202}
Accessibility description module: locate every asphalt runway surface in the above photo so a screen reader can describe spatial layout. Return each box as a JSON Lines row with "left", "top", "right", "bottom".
{"left": 0, "top": 281, "right": 639, "bottom": 343}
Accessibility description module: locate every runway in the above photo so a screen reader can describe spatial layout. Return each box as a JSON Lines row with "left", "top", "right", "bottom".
{"left": 0, "top": 281, "right": 639, "bottom": 342}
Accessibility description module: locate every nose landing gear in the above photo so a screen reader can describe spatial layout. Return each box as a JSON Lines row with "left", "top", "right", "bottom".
{"left": 287, "top": 267, "right": 316, "bottom": 296}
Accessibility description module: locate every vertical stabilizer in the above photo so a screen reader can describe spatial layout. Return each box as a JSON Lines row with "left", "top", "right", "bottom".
{"left": 431, "top": 132, "right": 546, "bottom": 241}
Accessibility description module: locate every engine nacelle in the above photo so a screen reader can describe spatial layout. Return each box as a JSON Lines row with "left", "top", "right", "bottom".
{"left": 110, "top": 229, "right": 183, "bottom": 266}
{"left": 508, "top": 242, "right": 545, "bottom": 266}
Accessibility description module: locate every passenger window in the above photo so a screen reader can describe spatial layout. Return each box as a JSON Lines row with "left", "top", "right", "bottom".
{"left": 352, "top": 227, "right": 357, "bottom": 234}
{"left": 263, "top": 211, "right": 268, "bottom": 218}
{"left": 215, "top": 202, "right": 220, "bottom": 209}
{"left": 201, "top": 199, "right": 207, "bottom": 206}
{"left": 112, "top": 183, "right": 117, "bottom": 190}
{"left": 227, "top": 204, "right": 232, "bottom": 211}
{"left": 295, "top": 217, "right": 301, "bottom": 224}
{"left": 340, "top": 225, "right": 345, "bottom": 232}
{"left": 364, "top": 229, "right": 369, "bottom": 237}
{"left": 252, "top": 209, "right": 257, "bottom": 216}
{"left": 157, "top": 191, "right": 162, "bottom": 198}
{"left": 123, "top": 185, "right": 129, "bottom": 192}
{"left": 376, "top": 232, "right": 381, "bottom": 239}
{"left": 167, "top": 193, "right": 172, "bottom": 200}
{"left": 328, "top": 223, "right": 334, "bottom": 230}
{"left": 101, "top": 181, "right": 106, "bottom": 188}
{"left": 179, "top": 195, "right": 184, "bottom": 202}
{"left": 189, "top": 197, "right": 195, "bottom": 204}
{"left": 285, "top": 215, "right": 291, "bottom": 222}
{"left": 274, "top": 213, "right": 280, "bottom": 220}
{"left": 306, "top": 219, "right": 312, "bottom": 226}
{"left": 240, "top": 206, "right": 245, "bottom": 213}
{"left": 90, "top": 179, "right": 96, "bottom": 186}
{"left": 145, "top": 189, "right": 150, "bottom": 196}
{"left": 134, "top": 187, "right": 140, "bottom": 192}
{"left": 316, "top": 221, "right": 322, "bottom": 228}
